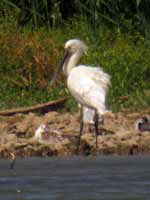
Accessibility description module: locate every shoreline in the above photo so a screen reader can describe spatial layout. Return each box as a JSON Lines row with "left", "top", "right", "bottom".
{"left": 0, "top": 110, "right": 150, "bottom": 159}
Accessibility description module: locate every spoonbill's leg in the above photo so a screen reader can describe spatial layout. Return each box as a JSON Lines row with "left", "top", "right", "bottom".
{"left": 76, "top": 106, "right": 84, "bottom": 153}
{"left": 94, "top": 110, "right": 99, "bottom": 150}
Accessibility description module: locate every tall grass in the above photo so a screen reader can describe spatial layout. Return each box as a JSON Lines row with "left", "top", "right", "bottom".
{"left": 0, "top": 17, "right": 149, "bottom": 111}
{"left": 1, "top": 0, "right": 150, "bottom": 33}
{"left": 0, "top": 1, "right": 150, "bottom": 111}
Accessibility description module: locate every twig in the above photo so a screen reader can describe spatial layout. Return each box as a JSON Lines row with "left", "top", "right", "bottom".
{"left": 0, "top": 97, "right": 67, "bottom": 116}
{"left": 118, "top": 95, "right": 129, "bottom": 101}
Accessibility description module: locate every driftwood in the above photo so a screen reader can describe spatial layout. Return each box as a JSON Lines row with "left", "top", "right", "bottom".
{"left": 118, "top": 95, "right": 129, "bottom": 101}
{"left": 0, "top": 97, "right": 67, "bottom": 116}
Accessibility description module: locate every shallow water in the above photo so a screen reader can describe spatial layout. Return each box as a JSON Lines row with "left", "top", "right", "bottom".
{"left": 0, "top": 156, "right": 150, "bottom": 200}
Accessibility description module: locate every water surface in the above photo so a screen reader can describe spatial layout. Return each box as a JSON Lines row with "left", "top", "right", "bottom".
{"left": 0, "top": 156, "right": 150, "bottom": 200}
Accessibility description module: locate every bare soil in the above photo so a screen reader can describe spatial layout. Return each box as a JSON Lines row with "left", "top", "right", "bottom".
{"left": 0, "top": 110, "right": 150, "bottom": 159}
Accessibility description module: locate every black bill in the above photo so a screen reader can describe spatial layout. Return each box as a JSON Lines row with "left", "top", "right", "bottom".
{"left": 50, "top": 50, "right": 69, "bottom": 85}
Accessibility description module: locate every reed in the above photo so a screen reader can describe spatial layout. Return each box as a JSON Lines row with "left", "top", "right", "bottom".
{"left": 0, "top": 1, "right": 150, "bottom": 111}
{"left": 1, "top": 0, "right": 150, "bottom": 34}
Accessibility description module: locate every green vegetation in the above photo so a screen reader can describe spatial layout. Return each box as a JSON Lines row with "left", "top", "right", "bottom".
{"left": 0, "top": 1, "right": 150, "bottom": 112}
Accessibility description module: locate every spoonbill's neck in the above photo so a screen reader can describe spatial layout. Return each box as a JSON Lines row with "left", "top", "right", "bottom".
{"left": 63, "top": 50, "right": 82, "bottom": 76}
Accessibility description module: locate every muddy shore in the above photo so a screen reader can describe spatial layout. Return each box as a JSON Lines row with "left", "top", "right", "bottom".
{"left": 0, "top": 110, "right": 150, "bottom": 159}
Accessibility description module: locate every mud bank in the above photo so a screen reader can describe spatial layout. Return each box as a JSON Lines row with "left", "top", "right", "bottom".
{"left": 0, "top": 110, "right": 150, "bottom": 158}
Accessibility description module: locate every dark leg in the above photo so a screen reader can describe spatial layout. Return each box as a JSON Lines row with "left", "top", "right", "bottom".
{"left": 76, "top": 106, "right": 84, "bottom": 154}
{"left": 88, "top": 124, "right": 93, "bottom": 133}
{"left": 94, "top": 110, "right": 99, "bottom": 150}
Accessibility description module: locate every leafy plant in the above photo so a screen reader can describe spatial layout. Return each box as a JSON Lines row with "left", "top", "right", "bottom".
{"left": 0, "top": 1, "right": 150, "bottom": 111}
{"left": 1, "top": 0, "right": 150, "bottom": 34}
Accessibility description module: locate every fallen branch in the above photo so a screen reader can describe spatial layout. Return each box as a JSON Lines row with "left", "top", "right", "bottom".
{"left": 118, "top": 95, "right": 129, "bottom": 101}
{"left": 0, "top": 97, "right": 67, "bottom": 116}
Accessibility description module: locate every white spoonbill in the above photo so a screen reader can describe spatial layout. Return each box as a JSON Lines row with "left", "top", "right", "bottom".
{"left": 52, "top": 39, "right": 111, "bottom": 151}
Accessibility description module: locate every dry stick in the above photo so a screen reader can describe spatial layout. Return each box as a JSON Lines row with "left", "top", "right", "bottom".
{"left": 0, "top": 97, "right": 67, "bottom": 116}
{"left": 10, "top": 153, "right": 16, "bottom": 170}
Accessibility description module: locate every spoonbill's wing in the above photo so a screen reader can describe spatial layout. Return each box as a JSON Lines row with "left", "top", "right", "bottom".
{"left": 68, "top": 65, "right": 110, "bottom": 114}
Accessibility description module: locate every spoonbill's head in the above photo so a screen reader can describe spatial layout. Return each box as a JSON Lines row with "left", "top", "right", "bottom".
{"left": 51, "top": 39, "right": 88, "bottom": 83}
{"left": 64, "top": 39, "right": 88, "bottom": 54}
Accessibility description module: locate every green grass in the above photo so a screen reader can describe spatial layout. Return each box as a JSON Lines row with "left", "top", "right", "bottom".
{"left": 0, "top": 17, "right": 149, "bottom": 112}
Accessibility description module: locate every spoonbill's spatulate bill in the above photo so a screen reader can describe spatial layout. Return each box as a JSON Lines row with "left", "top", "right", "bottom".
{"left": 53, "top": 39, "right": 111, "bottom": 152}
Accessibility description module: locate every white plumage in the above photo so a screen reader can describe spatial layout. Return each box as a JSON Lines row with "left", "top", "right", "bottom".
{"left": 54, "top": 39, "right": 111, "bottom": 151}
{"left": 34, "top": 124, "right": 47, "bottom": 142}
{"left": 82, "top": 106, "right": 95, "bottom": 124}
{"left": 68, "top": 65, "right": 110, "bottom": 116}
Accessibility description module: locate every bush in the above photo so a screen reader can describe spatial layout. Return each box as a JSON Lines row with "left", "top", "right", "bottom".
{"left": 0, "top": 18, "right": 149, "bottom": 111}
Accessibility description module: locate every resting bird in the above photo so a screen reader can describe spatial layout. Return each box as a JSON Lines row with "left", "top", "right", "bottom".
{"left": 135, "top": 115, "right": 150, "bottom": 132}
{"left": 52, "top": 39, "right": 111, "bottom": 152}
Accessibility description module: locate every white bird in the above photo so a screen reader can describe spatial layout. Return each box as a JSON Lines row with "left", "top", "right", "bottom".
{"left": 134, "top": 115, "right": 150, "bottom": 132}
{"left": 52, "top": 39, "right": 111, "bottom": 152}
{"left": 34, "top": 124, "right": 67, "bottom": 144}
{"left": 34, "top": 124, "right": 48, "bottom": 142}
